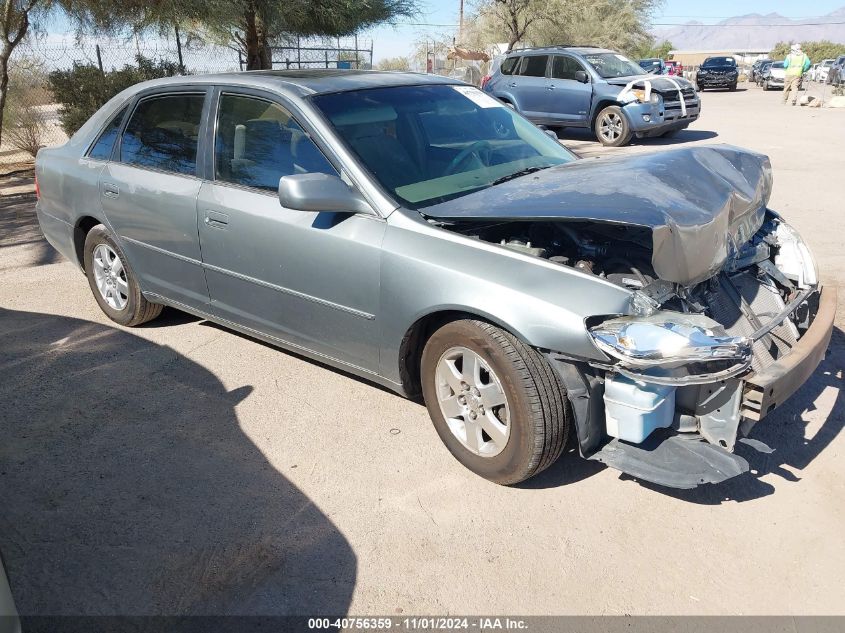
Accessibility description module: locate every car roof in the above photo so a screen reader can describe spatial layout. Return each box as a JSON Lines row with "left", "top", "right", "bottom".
{"left": 121, "top": 69, "right": 463, "bottom": 98}
{"left": 508, "top": 46, "right": 613, "bottom": 56}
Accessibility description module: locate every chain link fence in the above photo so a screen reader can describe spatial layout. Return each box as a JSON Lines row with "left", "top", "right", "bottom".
{"left": 1, "top": 35, "right": 372, "bottom": 165}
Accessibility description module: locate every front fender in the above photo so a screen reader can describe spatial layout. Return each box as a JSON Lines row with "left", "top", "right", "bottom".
{"left": 379, "top": 210, "right": 634, "bottom": 384}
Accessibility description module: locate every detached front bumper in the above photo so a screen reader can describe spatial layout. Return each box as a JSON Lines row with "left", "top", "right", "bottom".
{"left": 741, "top": 284, "right": 836, "bottom": 425}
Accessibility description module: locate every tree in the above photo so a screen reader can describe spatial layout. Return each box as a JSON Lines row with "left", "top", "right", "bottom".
{"left": 469, "top": 0, "right": 661, "bottom": 56}
{"left": 1, "top": 0, "right": 43, "bottom": 146}
{"left": 483, "top": 0, "right": 543, "bottom": 53}
{"left": 377, "top": 56, "right": 411, "bottom": 71}
{"left": 48, "top": 56, "right": 183, "bottom": 135}
{"left": 771, "top": 40, "right": 845, "bottom": 62}
{"left": 76, "top": 0, "right": 415, "bottom": 71}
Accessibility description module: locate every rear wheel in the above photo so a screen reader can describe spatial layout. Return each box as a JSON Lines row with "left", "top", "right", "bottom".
{"left": 729, "top": 82, "right": 737, "bottom": 91}
{"left": 83, "top": 224, "right": 162, "bottom": 327}
{"left": 594, "top": 105, "right": 632, "bottom": 147}
{"left": 420, "top": 319, "right": 570, "bottom": 485}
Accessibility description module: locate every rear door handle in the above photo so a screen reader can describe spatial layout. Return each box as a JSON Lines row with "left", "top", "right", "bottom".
{"left": 103, "top": 183, "right": 119, "bottom": 198}
{"left": 507, "top": 82, "right": 517, "bottom": 88}
{"left": 204, "top": 210, "right": 229, "bottom": 229}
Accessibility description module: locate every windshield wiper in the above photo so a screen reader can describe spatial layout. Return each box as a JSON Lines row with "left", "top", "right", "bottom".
{"left": 490, "top": 166, "right": 547, "bottom": 186}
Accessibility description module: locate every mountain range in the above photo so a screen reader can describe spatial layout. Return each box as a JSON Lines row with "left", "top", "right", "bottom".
{"left": 653, "top": 7, "right": 845, "bottom": 51}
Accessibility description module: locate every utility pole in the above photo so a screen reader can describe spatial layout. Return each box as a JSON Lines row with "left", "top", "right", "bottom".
{"left": 459, "top": 0, "right": 464, "bottom": 43}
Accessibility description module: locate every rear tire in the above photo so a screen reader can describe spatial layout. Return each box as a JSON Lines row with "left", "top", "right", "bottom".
{"left": 420, "top": 319, "right": 570, "bottom": 485}
{"left": 83, "top": 224, "right": 162, "bottom": 327}
{"left": 594, "top": 105, "right": 632, "bottom": 147}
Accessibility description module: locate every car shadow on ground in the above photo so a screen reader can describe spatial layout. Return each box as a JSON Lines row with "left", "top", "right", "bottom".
{"left": 0, "top": 193, "right": 62, "bottom": 270}
{"left": 0, "top": 307, "right": 356, "bottom": 617}
{"left": 556, "top": 127, "right": 719, "bottom": 151}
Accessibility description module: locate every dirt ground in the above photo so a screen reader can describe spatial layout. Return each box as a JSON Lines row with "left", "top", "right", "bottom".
{"left": 0, "top": 81, "right": 843, "bottom": 617}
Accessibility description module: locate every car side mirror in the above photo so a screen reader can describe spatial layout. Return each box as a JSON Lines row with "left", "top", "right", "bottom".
{"left": 575, "top": 70, "right": 589, "bottom": 83}
{"left": 278, "top": 173, "right": 376, "bottom": 215}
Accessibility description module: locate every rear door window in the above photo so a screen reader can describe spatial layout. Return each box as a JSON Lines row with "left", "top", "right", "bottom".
{"left": 120, "top": 94, "right": 205, "bottom": 176}
{"left": 500, "top": 56, "right": 520, "bottom": 75}
{"left": 519, "top": 55, "right": 549, "bottom": 77}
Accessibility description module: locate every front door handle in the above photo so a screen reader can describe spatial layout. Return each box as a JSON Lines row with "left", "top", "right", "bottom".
{"left": 204, "top": 210, "right": 229, "bottom": 229}
{"left": 103, "top": 183, "right": 119, "bottom": 198}
{"left": 507, "top": 82, "right": 517, "bottom": 88}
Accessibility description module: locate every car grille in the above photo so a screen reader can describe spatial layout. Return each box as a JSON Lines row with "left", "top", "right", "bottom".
{"left": 660, "top": 88, "right": 699, "bottom": 118}
{"left": 704, "top": 272, "right": 799, "bottom": 373}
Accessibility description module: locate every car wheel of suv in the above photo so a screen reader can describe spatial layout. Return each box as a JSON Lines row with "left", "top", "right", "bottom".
{"left": 83, "top": 224, "right": 162, "bottom": 327}
{"left": 594, "top": 105, "right": 632, "bottom": 147}
{"left": 420, "top": 319, "right": 570, "bottom": 485}
{"left": 729, "top": 82, "right": 737, "bottom": 91}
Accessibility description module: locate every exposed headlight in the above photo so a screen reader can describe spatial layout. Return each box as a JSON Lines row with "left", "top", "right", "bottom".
{"left": 773, "top": 220, "right": 818, "bottom": 288}
{"left": 628, "top": 88, "right": 661, "bottom": 104}
{"left": 589, "top": 314, "right": 753, "bottom": 385}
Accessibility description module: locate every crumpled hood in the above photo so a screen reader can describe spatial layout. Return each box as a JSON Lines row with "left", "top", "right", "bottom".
{"left": 605, "top": 74, "right": 695, "bottom": 90}
{"left": 422, "top": 145, "right": 773, "bottom": 286}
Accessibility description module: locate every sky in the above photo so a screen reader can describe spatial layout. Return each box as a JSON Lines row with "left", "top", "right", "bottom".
{"left": 361, "top": 0, "right": 845, "bottom": 61}
{"left": 39, "top": 1, "right": 845, "bottom": 63}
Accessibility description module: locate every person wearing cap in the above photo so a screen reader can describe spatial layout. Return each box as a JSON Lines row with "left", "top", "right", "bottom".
{"left": 783, "top": 43, "right": 811, "bottom": 105}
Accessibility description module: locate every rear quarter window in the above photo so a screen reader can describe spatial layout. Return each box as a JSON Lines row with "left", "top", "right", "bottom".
{"left": 87, "top": 105, "right": 128, "bottom": 160}
{"left": 500, "top": 56, "right": 520, "bottom": 75}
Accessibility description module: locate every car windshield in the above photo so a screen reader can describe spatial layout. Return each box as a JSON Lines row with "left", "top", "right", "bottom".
{"left": 702, "top": 57, "right": 735, "bottom": 67}
{"left": 583, "top": 53, "right": 644, "bottom": 78}
{"left": 310, "top": 84, "right": 576, "bottom": 208}
{"left": 772, "top": 62, "right": 784, "bottom": 69}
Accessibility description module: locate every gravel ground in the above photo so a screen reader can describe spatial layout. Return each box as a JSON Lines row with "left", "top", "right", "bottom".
{"left": 0, "top": 81, "right": 843, "bottom": 617}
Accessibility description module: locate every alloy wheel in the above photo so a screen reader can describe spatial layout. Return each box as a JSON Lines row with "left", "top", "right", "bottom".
{"left": 434, "top": 346, "right": 511, "bottom": 457}
{"left": 598, "top": 111, "right": 624, "bottom": 142}
{"left": 92, "top": 243, "right": 129, "bottom": 310}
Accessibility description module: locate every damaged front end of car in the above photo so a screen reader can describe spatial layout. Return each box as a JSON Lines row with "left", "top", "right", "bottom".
{"left": 424, "top": 146, "right": 836, "bottom": 488}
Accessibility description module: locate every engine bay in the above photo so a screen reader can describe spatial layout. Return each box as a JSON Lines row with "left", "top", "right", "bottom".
{"left": 437, "top": 213, "right": 818, "bottom": 343}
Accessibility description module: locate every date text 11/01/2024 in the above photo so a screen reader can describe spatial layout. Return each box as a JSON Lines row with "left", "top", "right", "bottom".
{"left": 308, "top": 617, "right": 529, "bottom": 630}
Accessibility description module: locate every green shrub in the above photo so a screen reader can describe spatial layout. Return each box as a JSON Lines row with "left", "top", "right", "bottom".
{"left": 48, "top": 56, "right": 184, "bottom": 136}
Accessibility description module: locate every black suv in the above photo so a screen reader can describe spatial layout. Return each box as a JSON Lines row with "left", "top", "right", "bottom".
{"left": 695, "top": 56, "right": 739, "bottom": 91}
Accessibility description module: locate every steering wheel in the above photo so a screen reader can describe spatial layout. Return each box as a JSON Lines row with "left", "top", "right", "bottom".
{"left": 445, "top": 140, "right": 494, "bottom": 175}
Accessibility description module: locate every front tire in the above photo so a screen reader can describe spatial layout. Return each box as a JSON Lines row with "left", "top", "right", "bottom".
{"left": 83, "top": 224, "right": 162, "bottom": 327}
{"left": 594, "top": 105, "right": 633, "bottom": 147}
{"left": 420, "top": 319, "right": 570, "bottom": 485}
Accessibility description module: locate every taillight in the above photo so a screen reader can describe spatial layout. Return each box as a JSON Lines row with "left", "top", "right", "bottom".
{"left": 34, "top": 173, "right": 40, "bottom": 200}
{"left": 480, "top": 75, "right": 491, "bottom": 89}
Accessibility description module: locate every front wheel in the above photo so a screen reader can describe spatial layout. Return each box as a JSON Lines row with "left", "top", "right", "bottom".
{"left": 420, "top": 319, "right": 570, "bottom": 485}
{"left": 729, "top": 82, "right": 737, "bottom": 91}
{"left": 83, "top": 224, "right": 162, "bottom": 327}
{"left": 594, "top": 105, "right": 632, "bottom": 147}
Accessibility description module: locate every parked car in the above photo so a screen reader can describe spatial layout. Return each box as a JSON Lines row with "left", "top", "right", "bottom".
{"left": 755, "top": 61, "right": 773, "bottom": 86}
{"left": 664, "top": 60, "right": 683, "bottom": 76}
{"left": 638, "top": 58, "right": 666, "bottom": 74}
{"left": 695, "top": 56, "right": 739, "bottom": 90}
{"left": 749, "top": 59, "right": 772, "bottom": 83}
{"left": 827, "top": 55, "right": 845, "bottom": 86}
{"left": 814, "top": 59, "right": 834, "bottom": 83}
{"left": 483, "top": 46, "right": 700, "bottom": 147}
{"left": 34, "top": 71, "right": 834, "bottom": 488}
{"left": 763, "top": 61, "right": 786, "bottom": 90}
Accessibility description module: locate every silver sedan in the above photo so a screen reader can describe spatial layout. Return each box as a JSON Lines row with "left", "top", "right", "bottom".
{"left": 35, "top": 71, "right": 835, "bottom": 487}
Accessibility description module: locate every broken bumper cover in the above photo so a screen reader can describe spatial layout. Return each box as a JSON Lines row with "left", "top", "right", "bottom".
{"left": 561, "top": 285, "right": 836, "bottom": 489}
{"left": 740, "top": 283, "right": 836, "bottom": 423}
